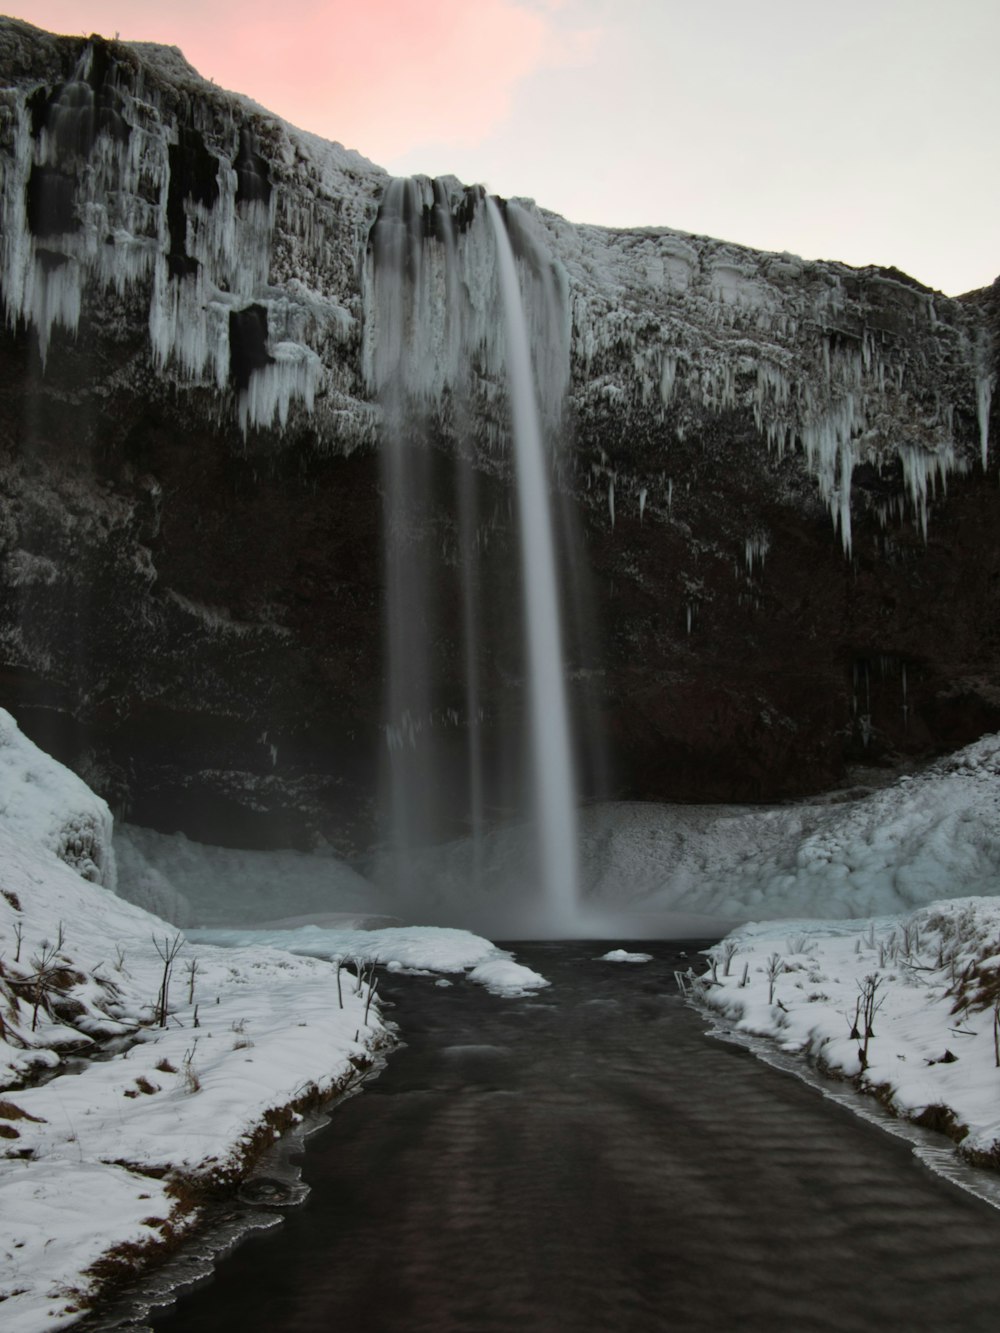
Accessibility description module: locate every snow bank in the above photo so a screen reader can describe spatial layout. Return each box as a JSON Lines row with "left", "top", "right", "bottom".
{"left": 693, "top": 898, "right": 1000, "bottom": 1168}
{"left": 347, "top": 735, "right": 1000, "bottom": 937}
{"left": 112, "top": 731, "right": 1000, "bottom": 944}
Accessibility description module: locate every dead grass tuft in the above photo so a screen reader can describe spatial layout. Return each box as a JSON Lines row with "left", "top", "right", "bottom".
{"left": 0, "top": 1099, "right": 45, "bottom": 1122}
{"left": 912, "top": 1103, "right": 969, "bottom": 1141}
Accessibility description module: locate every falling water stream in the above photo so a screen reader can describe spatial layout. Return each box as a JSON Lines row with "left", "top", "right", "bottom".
{"left": 485, "top": 196, "right": 579, "bottom": 929}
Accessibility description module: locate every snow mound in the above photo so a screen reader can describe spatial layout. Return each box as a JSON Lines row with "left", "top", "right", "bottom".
{"left": 466, "top": 959, "right": 551, "bottom": 996}
{"left": 0, "top": 709, "right": 115, "bottom": 888}
{"left": 352, "top": 736, "right": 1000, "bottom": 936}
{"left": 598, "top": 950, "right": 653, "bottom": 963}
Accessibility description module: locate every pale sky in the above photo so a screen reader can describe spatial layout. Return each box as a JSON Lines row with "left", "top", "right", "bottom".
{"left": 7, "top": 0, "right": 998, "bottom": 295}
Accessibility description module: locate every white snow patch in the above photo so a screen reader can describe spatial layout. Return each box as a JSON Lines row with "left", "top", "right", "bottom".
{"left": 579, "top": 733, "right": 1000, "bottom": 928}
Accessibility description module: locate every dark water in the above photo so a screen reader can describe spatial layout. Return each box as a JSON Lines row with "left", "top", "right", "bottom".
{"left": 147, "top": 941, "right": 1000, "bottom": 1332}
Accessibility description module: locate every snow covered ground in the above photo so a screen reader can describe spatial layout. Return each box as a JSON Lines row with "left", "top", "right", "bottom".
{"left": 0, "top": 712, "right": 534, "bottom": 1331}
{"left": 693, "top": 898, "right": 1000, "bottom": 1169}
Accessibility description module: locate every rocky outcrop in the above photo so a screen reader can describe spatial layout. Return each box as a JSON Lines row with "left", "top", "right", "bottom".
{"left": 0, "top": 17, "right": 996, "bottom": 852}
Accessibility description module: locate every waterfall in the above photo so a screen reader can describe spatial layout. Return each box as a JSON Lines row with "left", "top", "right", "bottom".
{"left": 485, "top": 196, "right": 580, "bottom": 929}
{"left": 364, "top": 177, "right": 582, "bottom": 930}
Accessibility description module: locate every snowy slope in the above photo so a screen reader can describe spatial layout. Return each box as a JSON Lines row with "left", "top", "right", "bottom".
{"left": 0, "top": 710, "right": 388, "bottom": 1331}
{"left": 0, "top": 709, "right": 116, "bottom": 890}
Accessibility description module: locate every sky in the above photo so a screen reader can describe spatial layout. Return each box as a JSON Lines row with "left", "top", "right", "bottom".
{"left": 6, "top": 0, "right": 998, "bottom": 296}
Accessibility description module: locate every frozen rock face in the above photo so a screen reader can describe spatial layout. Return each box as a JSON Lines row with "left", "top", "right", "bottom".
{"left": 0, "top": 17, "right": 997, "bottom": 852}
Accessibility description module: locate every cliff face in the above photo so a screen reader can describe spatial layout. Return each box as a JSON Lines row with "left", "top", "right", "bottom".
{"left": 0, "top": 17, "right": 997, "bottom": 853}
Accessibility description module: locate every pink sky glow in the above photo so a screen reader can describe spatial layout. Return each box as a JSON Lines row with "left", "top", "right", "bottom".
{"left": 6, "top": 0, "right": 594, "bottom": 158}
{"left": 5, "top": 1, "right": 999, "bottom": 296}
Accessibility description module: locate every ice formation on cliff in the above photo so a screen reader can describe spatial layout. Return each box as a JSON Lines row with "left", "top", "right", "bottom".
{"left": 0, "top": 37, "right": 345, "bottom": 435}
{"left": 0, "top": 25, "right": 994, "bottom": 551}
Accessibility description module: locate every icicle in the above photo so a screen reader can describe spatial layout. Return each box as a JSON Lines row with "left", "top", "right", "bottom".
{"left": 608, "top": 478, "right": 616, "bottom": 529}
{"left": 899, "top": 443, "right": 968, "bottom": 542}
{"left": 659, "top": 354, "right": 677, "bottom": 406}
{"left": 238, "top": 342, "right": 322, "bottom": 434}
{"left": 639, "top": 486, "right": 647, "bottom": 524}
{"left": 0, "top": 48, "right": 333, "bottom": 430}
{"left": 977, "top": 371, "right": 996, "bottom": 469}
{"left": 744, "top": 533, "right": 770, "bottom": 575}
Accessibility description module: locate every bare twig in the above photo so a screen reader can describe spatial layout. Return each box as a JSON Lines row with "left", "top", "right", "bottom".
{"left": 184, "top": 957, "right": 201, "bottom": 1006}
{"left": 765, "top": 953, "right": 784, "bottom": 1005}
{"left": 152, "top": 932, "right": 185, "bottom": 1027}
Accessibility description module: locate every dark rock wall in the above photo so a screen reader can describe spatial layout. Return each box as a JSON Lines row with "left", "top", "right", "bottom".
{"left": 0, "top": 18, "right": 997, "bottom": 852}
